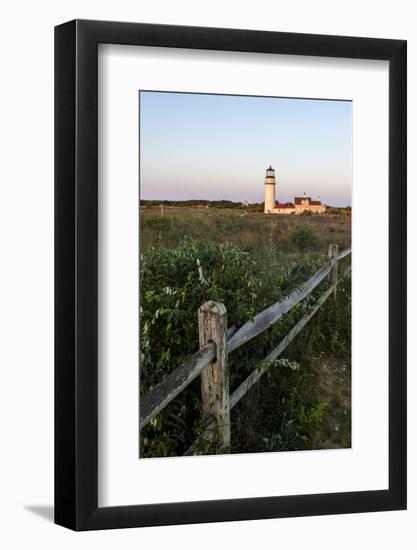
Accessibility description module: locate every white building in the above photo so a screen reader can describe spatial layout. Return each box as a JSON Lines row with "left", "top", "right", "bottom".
{"left": 263, "top": 166, "right": 326, "bottom": 215}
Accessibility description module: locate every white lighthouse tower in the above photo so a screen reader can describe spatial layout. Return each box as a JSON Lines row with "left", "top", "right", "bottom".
{"left": 264, "top": 165, "right": 276, "bottom": 213}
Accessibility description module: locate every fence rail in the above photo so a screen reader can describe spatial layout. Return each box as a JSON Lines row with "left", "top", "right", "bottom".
{"left": 140, "top": 245, "right": 352, "bottom": 453}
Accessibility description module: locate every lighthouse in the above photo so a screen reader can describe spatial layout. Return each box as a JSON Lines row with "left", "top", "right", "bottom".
{"left": 264, "top": 165, "right": 276, "bottom": 213}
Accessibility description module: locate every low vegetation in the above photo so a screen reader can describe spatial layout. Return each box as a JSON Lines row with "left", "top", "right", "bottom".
{"left": 140, "top": 206, "right": 351, "bottom": 457}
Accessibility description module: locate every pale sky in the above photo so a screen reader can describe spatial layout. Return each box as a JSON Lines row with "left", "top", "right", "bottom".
{"left": 140, "top": 91, "right": 352, "bottom": 207}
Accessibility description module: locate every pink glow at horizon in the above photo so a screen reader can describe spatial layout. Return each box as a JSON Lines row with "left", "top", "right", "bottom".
{"left": 140, "top": 91, "right": 352, "bottom": 207}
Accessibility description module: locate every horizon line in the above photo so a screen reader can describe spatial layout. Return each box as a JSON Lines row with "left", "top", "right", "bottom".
{"left": 140, "top": 198, "right": 352, "bottom": 207}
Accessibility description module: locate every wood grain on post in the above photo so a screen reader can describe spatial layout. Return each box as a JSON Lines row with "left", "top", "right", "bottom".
{"left": 198, "top": 301, "right": 230, "bottom": 453}
{"left": 328, "top": 243, "right": 339, "bottom": 300}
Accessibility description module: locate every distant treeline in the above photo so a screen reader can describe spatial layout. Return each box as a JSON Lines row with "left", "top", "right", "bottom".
{"left": 140, "top": 199, "right": 351, "bottom": 214}
{"left": 140, "top": 199, "right": 264, "bottom": 210}
{"left": 326, "top": 206, "right": 352, "bottom": 215}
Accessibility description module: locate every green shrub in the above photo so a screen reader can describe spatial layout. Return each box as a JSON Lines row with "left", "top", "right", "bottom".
{"left": 143, "top": 216, "right": 171, "bottom": 231}
{"left": 140, "top": 237, "right": 350, "bottom": 457}
{"left": 288, "top": 223, "right": 319, "bottom": 251}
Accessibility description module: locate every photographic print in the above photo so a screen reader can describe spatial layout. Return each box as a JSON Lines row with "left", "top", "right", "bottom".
{"left": 139, "top": 91, "right": 352, "bottom": 458}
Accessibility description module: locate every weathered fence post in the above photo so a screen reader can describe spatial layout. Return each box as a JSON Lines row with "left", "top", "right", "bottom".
{"left": 198, "top": 301, "right": 230, "bottom": 452}
{"left": 328, "top": 243, "right": 339, "bottom": 300}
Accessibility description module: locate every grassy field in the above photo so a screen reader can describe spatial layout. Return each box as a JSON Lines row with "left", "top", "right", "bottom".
{"left": 140, "top": 206, "right": 351, "bottom": 457}
{"left": 140, "top": 206, "right": 351, "bottom": 253}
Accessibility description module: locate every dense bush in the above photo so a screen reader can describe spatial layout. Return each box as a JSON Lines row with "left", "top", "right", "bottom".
{"left": 140, "top": 236, "right": 351, "bottom": 457}
{"left": 288, "top": 222, "right": 319, "bottom": 251}
{"left": 140, "top": 239, "right": 259, "bottom": 389}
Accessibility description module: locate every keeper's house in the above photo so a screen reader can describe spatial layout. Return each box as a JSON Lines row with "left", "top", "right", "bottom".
{"left": 264, "top": 166, "right": 326, "bottom": 215}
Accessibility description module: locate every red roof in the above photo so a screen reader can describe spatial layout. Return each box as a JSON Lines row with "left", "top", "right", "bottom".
{"left": 275, "top": 202, "right": 294, "bottom": 209}
{"left": 294, "top": 197, "right": 322, "bottom": 205}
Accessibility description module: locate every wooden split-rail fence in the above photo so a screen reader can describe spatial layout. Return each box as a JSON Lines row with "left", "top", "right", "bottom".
{"left": 140, "top": 244, "right": 351, "bottom": 455}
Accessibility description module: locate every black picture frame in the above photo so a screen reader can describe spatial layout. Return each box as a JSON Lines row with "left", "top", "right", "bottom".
{"left": 55, "top": 19, "right": 407, "bottom": 531}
